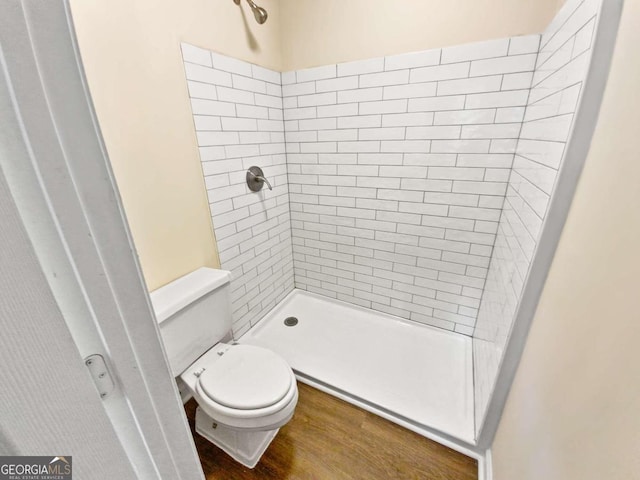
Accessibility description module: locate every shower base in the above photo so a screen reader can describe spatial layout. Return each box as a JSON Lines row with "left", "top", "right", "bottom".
{"left": 240, "top": 289, "right": 475, "bottom": 446}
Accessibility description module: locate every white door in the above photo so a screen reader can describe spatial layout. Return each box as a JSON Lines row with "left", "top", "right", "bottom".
{"left": 0, "top": 170, "right": 139, "bottom": 478}
{"left": 0, "top": 2, "right": 204, "bottom": 479}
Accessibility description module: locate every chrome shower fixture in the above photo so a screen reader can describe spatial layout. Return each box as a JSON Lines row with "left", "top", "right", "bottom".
{"left": 233, "top": 0, "right": 268, "bottom": 25}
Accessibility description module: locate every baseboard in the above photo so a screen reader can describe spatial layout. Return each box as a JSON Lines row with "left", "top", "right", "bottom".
{"left": 478, "top": 449, "right": 493, "bottom": 480}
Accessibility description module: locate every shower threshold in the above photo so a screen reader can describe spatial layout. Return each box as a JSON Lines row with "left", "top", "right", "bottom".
{"left": 240, "top": 289, "right": 475, "bottom": 447}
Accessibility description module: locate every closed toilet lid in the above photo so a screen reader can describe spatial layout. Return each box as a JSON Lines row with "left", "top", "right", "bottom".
{"left": 198, "top": 345, "right": 292, "bottom": 410}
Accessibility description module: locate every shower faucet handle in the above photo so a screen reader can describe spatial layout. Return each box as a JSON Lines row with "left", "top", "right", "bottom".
{"left": 246, "top": 166, "right": 273, "bottom": 192}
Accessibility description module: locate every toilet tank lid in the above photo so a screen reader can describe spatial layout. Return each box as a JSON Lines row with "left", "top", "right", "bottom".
{"left": 150, "top": 268, "right": 231, "bottom": 324}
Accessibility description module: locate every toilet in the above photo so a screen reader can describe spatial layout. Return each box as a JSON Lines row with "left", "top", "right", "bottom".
{"left": 150, "top": 267, "right": 298, "bottom": 468}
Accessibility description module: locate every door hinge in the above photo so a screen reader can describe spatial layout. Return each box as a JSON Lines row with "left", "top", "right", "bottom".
{"left": 84, "top": 354, "right": 115, "bottom": 399}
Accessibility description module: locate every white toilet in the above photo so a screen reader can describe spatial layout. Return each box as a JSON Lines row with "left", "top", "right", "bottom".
{"left": 150, "top": 267, "right": 298, "bottom": 468}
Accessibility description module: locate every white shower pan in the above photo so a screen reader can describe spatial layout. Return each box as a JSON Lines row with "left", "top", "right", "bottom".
{"left": 240, "top": 289, "right": 474, "bottom": 445}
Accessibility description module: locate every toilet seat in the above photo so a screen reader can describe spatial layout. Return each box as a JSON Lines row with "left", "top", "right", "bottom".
{"left": 193, "top": 344, "right": 298, "bottom": 429}
{"left": 198, "top": 345, "right": 292, "bottom": 410}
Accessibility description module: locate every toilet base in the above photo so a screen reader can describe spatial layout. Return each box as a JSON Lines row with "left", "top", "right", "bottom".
{"left": 195, "top": 407, "right": 278, "bottom": 469}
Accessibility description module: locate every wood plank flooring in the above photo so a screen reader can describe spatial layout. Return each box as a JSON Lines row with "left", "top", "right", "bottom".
{"left": 184, "top": 382, "right": 478, "bottom": 479}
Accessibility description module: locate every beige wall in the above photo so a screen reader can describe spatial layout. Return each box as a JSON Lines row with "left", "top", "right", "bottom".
{"left": 279, "top": 0, "right": 561, "bottom": 71}
{"left": 69, "top": 0, "right": 282, "bottom": 291}
{"left": 492, "top": 1, "right": 640, "bottom": 479}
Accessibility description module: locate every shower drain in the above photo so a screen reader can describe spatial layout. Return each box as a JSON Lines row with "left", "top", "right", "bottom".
{"left": 284, "top": 316, "right": 298, "bottom": 327}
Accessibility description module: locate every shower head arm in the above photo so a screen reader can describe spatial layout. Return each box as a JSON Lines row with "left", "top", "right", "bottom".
{"left": 232, "top": 0, "right": 268, "bottom": 25}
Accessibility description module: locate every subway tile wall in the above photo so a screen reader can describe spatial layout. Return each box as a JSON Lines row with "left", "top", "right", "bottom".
{"left": 181, "top": 44, "right": 294, "bottom": 338}
{"left": 472, "top": 0, "right": 601, "bottom": 435}
{"left": 284, "top": 37, "right": 539, "bottom": 333}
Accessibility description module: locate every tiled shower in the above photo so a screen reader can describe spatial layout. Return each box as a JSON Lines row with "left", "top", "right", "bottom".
{"left": 180, "top": 0, "right": 601, "bottom": 443}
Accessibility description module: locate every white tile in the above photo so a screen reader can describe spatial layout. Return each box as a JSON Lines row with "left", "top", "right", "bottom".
{"left": 495, "top": 107, "right": 525, "bottom": 123}
{"left": 211, "top": 52, "right": 253, "bottom": 76}
{"left": 337, "top": 115, "right": 382, "bottom": 129}
{"left": 573, "top": 17, "right": 596, "bottom": 58}
{"left": 199, "top": 146, "right": 227, "bottom": 162}
{"left": 403, "top": 153, "right": 456, "bottom": 166}
{"left": 461, "top": 123, "right": 521, "bottom": 139}
{"left": 502, "top": 72, "right": 534, "bottom": 91}
{"left": 457, "top": 153, "right": 514, "bottom": 168}
{"left": 297, "top": 64, "right": 337, "bottom": 83}
{"left": 359, "top": 127, "right": 406, "bottom": 141}
{"left": 338, "top": 87, "right": 383, "bottom": 104}
{"left": 286, "top": 131, "right": 316, "bottom": 143}
{"left": 318, "top": 129, "right": 358, "bottom": 142}
{"left": 283, "top": 101, "right": 298, "bottom": 117}
{"left": 360, "top": 70, "right": 410, "bottom": 88}
{"left": 385, "top": 49, "right": 440, "bottom": 70}
{"left": 187, "top": 81, "right": 217, "bottom": 100}
{"left": 452, "top": 180, "right": 507, "bottom": 196}
{"left": 410, "top": 62, "right": 470, "bottom": 83}
{"left": 490, "top": 139, "right": 518, "bottom": 153}
{"left": 538, "top": 0, "right": 599, "bottom": 65}
{"left": 383, "top": 82, "right": 437, "bottom": 100}
{"left": 251, "top": 64, "right": 281, "bottom": 84}
{"left": 408, "top": 95, "right": 466, "bottom": 112}
{"left": 283, "top": 106, "right": 316, "bottom": 120}
{"left": 337, "top": 57, "right": 385, "bottom": 76}
{"left": 434, "top": 109, "right": 495, "bottom": 125}
{"left": 431, "top": 139, "right": 490, "bottom": 154}
{"left": 300, "top": 142, "right": 337, "bottom": 153}
{"left": 437, "top": 75, "right": 502, "bottom": 96}
{"left": 357, "top": 153, "right": 403, "bottom": 165}
{"left": 441, "top": 38, "right": 509, "bottom": 64}
{"left": 520, "top": 114, "right": 574, "bottom": 142}
{"left": 216, "top": 85, "right": 254, "bottom": 105}
{"left": 281, "top": 71, "right": 296, "bottom": 85}
{"left": 194, "top": 115, "right": 222, "bottom": 131}
{"left": 255, "top": 93, "right": 282, "bottom": 109}
{"left": 382, "top": 112, "right": 434, "bottom": 127}
{"left": 359, "top": 99, "right": 407, "bottom": 115}
{"left": 405, "top": 126, "right": 461, "bottom": 140}
{"left": 316, "top": 76, "right": 359, "bottom": 93}
{"left": 181, "top": 43, "right": 212, "bottom": 66}
{"left": 184, "top": 63, "right": 232, "bottom": 86}
{"left": 377, "top": 189, "right": 424, "bottom": 203}
{"left": 190, "top": 98, "right": 236, "bottom": 116}
{"left": 401, "top": 178, "right": 453, "bottom": 192}
{"left": 465, "top": 90, "right": 530, "bottom": 109}
{"left": 428, "top": 167, "right": 484, "bottom": 181}
{"left": 257, "top": 119, "right": 284, "bottom": 132}
{"left": 380, "top": 140, "right": 430, "bottom": 153}
{"left": 317, "top": 103, "right": 359, "bottom": 118}
{"left": 225, "top": 144, "right": 260, "bottom": 158}
{"left": 516, "top": 139, "right": 565, "bottom": 169}
{"left": 266, "top": 82, "right": 282, "bottom": 97}
{"left": 221, "top": 117, "right": 257, "bottom": 131}
{"left": 282, "top": 81, "right": 315, "bottom": 97}
{"left": 337, "top": 141, "right": 381, "bottom": 153}
{"left": 298, "top": 117, "right": 337, "bottom": 131}
{"left": 470, "top": 54, "right": 537, "bottom": 77}
{"left": 237, "top": 104, "right": 268, "bottom": 119}
{"left": 298, "top": 92, "right": 337, "bottom": 107}
{"left": 232, "top": 74, "right": 267, "bottom": 94}
{"left": 379, "top": 166, "right": 428, "bottom": 178}
{"left": 508, "top": 35, "right": 540, "bottom": 55}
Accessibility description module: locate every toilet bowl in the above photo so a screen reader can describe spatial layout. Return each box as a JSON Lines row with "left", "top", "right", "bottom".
{"left": 150, "top": 268, "right": 298, "bottom": 468}
{"left": 181, "top": 343, "right": 298, "bottom": 431}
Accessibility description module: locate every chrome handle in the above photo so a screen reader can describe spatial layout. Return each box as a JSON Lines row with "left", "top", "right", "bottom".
{"left": 246, "top": 166, "right": 272, "bottom": 191}
{"left": 253, "top": 174, "right": 273, "bottom": 190}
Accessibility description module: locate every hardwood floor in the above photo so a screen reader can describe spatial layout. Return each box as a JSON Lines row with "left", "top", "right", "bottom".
{"left": 184, "top": 382, "right": 478, "bottom": 479}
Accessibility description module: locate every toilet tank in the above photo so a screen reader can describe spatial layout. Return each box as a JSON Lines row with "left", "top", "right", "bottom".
{"left": 150, "top": 267, "right": 232, "bottom": 376}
